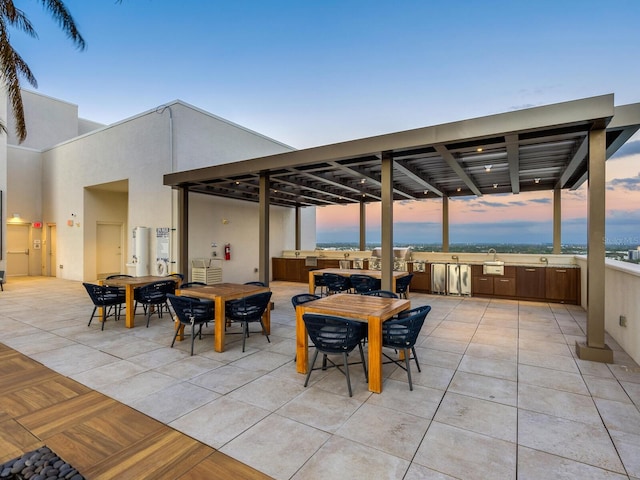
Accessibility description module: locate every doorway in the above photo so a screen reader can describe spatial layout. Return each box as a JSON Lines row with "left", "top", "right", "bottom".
{"left": 96, "top": 222, "right": 123, "bottom": 279}
{"left": 46, "top": 224, "right": 57, "bottom": 277}
{"left": 6, "top": 224, "right": 30, "bottom": 276}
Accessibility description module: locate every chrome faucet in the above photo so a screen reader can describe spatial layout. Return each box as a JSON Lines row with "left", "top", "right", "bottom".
{"left": 540, "top": 256, "right": 548, "bottom": 265}
{"left": 488, "top": 248, "right": 497, "bottom": 261}
{"left": 451, "top": 255, "right": 459, "bottom": 264}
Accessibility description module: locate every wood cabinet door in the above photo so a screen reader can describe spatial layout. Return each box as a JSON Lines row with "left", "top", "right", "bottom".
{"left": 272, "top": 258, "right": 286, "bottom": 280}
{"left": 494, "top": 277, "right": 516, "bottom": 297}
{"left": 546, "top": 268, "right": 578, "bottom": 303}
{"left": 473, "top": 276, "right": 494, "bottom": 295}
{"left": 516, "top": 267, "right": 545, "bottom": 299}
{"left": 411, "top": 271, "right": 431, "bottom": 292}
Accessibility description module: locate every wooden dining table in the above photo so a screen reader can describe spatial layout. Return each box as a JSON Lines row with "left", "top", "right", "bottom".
{"left": 308, "top": 268, "right": 410, "bottom": 295}
{"left": 100, "top": 275, "right": 181, "bottom": 328}
{"left": 295, "top": 293, "right": 410, "bottom": 393}
{"left": 176, "top": 283, "right": 270, "bottom": 353}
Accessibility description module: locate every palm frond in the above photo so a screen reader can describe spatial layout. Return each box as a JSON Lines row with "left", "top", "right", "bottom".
{"left": 38, "top": 0, "right": 85, "bottom": 49}
{"left": 0, "top": 2, "right": 38, "bottom": 38}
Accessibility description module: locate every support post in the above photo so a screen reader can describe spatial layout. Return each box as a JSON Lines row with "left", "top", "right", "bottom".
{"left": 359, "top": 201, "right": 366, "bottom": 251}
{"left": 576, "top": 128, "right": 612, "bottom": 362}
{"left": 380, "top": 152, "right": 394, "bottom": 291}
{"left": 177, "top": 186, "right": 189, "bottom": 280}
{"left": 259, "top": 172, "right": 270, "bottom": 286}
{"left": 442, "top": 196, "right": 449, "bottom": 253}
{"left": 553, "top": 188, "right": 561, "bottom": 254}
{"left": 295, "top": 205, "right": 301, "bottom": 251}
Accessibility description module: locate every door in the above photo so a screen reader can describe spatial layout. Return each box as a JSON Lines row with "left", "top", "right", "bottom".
{"left": 7, "top": 224, "right": 30, "bottom": 276}
{"left": 47, "top": 224, "right": 57, "bottom": 277}
{"left": 96, "top": 223, "right": 123, "bottom": 279}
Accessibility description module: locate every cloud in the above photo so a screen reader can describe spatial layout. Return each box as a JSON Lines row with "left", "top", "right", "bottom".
{"left": 529, "top": 198, "right": 552, "bottom": 204}
{"left": 606, "top": 176, "right": 640, "bottom": 191}
{"left": 476, "top": 200, "right": 508, "bottom": 208}
{"left": 610, "top": 140, "right": 640, "bottom": 160}
{"left": 508, "top": 201, "right": 528, "bottom": 207}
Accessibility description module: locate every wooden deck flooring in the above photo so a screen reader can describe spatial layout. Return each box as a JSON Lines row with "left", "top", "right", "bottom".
{"left": 0, "top": 343, "right": 272, "bottom": 480}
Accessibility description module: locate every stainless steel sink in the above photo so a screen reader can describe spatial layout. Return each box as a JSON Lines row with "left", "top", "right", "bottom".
{"left": 483, "top": 261, "right": 505, "bottom": 275}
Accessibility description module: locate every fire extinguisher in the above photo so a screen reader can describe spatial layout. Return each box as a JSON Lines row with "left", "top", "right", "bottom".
{"left": 224, "top": 243, "right": 231, "bottom": 261}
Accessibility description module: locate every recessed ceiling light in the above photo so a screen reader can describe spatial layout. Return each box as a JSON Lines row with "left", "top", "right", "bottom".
{"left": 534, "top": 178, "right": 540, "bottom": 184}
{"left": 477, "top": 147, "right": 483, "bottom": 152}
{"left": 484, "top": 165, "right": 492, "bottom": 172}
{"left": 456, "top": 187, "right": 461, "bottom": 192}
{"left": 493, "top": 183, "right": 498, "bottom": 188}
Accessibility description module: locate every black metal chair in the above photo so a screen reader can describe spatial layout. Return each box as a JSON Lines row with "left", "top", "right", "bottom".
{"left": 349, "top": 274, "right": 379, "bottom": 294}
{"left": 323, "top": 273, "right": 351, "bottom": 295}
{"left": 309, "top": 268, "right": 326, "bottom": 296}
{"left": 225, "top": 291, "right": 273, "bottom": 352}
{"left": 135, "top": 280, "right": 177, "bottom": 327}
{"left": 302, "top": 313, "right": 368, "bottom": 397}
{"left": 364, "top": 289, "right": 398, "bottom": 298}
{"left": 395, "top": 273, "right": 414, "bottom": 299}
{"left": 0, "top": 270, "right": 5, "bottom": 291}
{"left": 180, "top": 281, "right": 207, "bottom": 289}
{"left": 82, "top": 282, "right": 126, "bottom": 330}
{"left": 291, "top": 293, "right": 320, "bottom": 308}
{"left": 382, "top": 305, "right": 431, "bottom": 390}
{"left": 291, "top": 294, "right": 321, "bottom": 361}
{"left": 105, "top": 274, "right": 132, "bottom": 296}
{"left": 167, "top": 293, "right": 214, "bottom": 355}
{"left": 244, "top": 281, "right": 266, "bottom": 287}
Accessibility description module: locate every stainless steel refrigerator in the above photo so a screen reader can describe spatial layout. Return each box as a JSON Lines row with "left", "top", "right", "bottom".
{"left": 431, "top": 263, "right": 447, "bottom": 294}
{"left": 447, "top": 263, "right": 471, "bottom": 296}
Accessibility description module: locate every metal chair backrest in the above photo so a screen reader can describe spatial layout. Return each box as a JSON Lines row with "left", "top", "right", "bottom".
{"left": 180, "top": 282, "right": 207, "bottom": 289}
{"left": 395, "top": 274, "right": 414, "bottom": 297}
{"left": 82, "top": 282, "right": 125, "bottom": 306}
{"left": 244, "top": 281, "right": 266, "bottom": 287}
{"left": 291, "top": 293, "right": 320, "bottom": 308}
{"left": 382, "top": 305, "right": 431, "bottom": 349}
{"left": 167, "top": 293, "right": 213, "bottom": 324}
{"left": 225, "top": 291, "right": 273, "bottom": 323}
{"left": 303, "top": 314, "right": 365, "bottom": 353}
{"left": 323, "top": 273, "right": 351, "bottom": 294}
{"left": 349, "top": 274, "right": 379, "bottom": 294}
{"left": 137, "top": 279, "right": 176, "bottom": 303}
{"left": 363, "top": 290, "right": 398, "bottom": 298}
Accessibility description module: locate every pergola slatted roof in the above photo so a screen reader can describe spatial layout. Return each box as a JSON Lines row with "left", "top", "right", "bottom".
{"left": 165, "top": 94, "right": 640, "bottom": 208}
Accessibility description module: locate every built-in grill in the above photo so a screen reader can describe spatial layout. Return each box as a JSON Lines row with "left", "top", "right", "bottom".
{"left": 369, "top": 247, "right": 412, "bottom": 271}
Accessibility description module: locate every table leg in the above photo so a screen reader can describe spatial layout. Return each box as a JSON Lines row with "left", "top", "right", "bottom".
{"left": 262, "top": 307, "right": 271, "bottom": 335}
{"left": 367, "top": 316, "right": 383, "bottom": 393}
{"left": 125, "top": 285, "right": 135, "bottom": 328}
{"left": 296, "top": 306, "right": 308, "bottom": 373}
{"left": 308, "top": 271, "right": 315, "bottom": 295}
{"left": 214, "top": 298, "right": 225, "bottom": 352}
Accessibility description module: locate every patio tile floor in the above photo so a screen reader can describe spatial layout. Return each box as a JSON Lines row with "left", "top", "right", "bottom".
{"left": 1, "top": 276, "right": 640, "bottom": 479}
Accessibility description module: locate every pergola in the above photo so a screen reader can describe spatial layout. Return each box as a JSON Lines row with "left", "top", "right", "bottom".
{"left": 165, "top": 94, "right": 640, "bottom": 362}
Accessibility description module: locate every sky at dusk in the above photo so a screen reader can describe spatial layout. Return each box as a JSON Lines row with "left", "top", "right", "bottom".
{"left": 11, "top": 0, "right": 640, "bottom": 245}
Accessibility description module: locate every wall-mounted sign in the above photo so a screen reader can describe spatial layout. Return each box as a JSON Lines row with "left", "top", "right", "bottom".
{"left": 32, "top": 221, "right": 42, "bottom": 228}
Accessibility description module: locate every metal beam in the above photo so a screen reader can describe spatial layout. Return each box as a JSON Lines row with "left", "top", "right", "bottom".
{"left": 394, "top": 160, "right": 443, "bottom": 197}
{"left": 506, "top": 134, "right": 520, "bottom": 194}
{"left": 558, "top": 136, "right": 588, "bottom": 189}
{"left": 434, "top": 145, "right": 483, "bottom": 197}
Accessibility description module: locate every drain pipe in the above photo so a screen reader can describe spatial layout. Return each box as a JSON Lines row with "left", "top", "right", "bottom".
{"left": 156, "top": 105, "right": 176, "bottom": 272}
